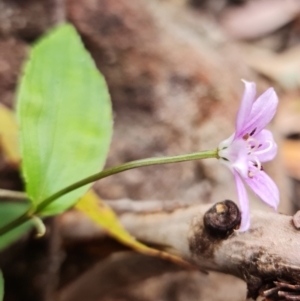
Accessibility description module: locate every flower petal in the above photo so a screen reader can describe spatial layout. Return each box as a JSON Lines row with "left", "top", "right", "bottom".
{"left": 218, "top": 138, "right": 248, "bottom": 178}
{"left": 218, "top": 135, "right": 248, "bottom": 177}
{"left": 240, "top": 87, "right": 278, "bottom": 137}
{"left": 235, "top": 80, "right": 256, "bottom": 138}
{"left": 234, "top": 170, "right": 250, "bottom": 232}
{"left": 218, "top": 134, "right": 234, "bottom": 150}
{"left": 244, "top": 170, "right": 279, "bottom": 210}
{"left": 253, "top": 129, "right": 277, "bottom": 162}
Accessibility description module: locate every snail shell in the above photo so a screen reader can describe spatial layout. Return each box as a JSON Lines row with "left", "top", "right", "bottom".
{"left": 203, "top": 200, "right": 241, "bottom": 236}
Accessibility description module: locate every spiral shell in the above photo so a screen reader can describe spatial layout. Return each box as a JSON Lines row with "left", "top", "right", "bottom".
{"left": 203, "top": 200, "right": 241, "bottom": 236}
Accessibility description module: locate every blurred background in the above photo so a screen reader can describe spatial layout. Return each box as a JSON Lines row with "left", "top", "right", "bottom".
{"left": 0, "top": 0, "right": 300, "bottom": 300}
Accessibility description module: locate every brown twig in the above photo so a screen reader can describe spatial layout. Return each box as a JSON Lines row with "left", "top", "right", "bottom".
{"left": 61, "top": 199, "right": 300, "bottom": 299}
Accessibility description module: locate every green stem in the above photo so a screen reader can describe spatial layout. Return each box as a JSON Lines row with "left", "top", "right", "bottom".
{"left": 36, "top": 149, "right": 217, "bottom": 213}
{"left": 0, "top": 149, "right": 218, "bottom": 236}
{"left": 0, "top": 212, "right": 31, "bottom": 236}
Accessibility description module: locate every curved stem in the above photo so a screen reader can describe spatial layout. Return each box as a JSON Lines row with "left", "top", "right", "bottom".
{"left": 0, "top": 149, "right": 218, "bottom": 236}
{"left": 36, "top": 149, "right": 217, "bottom": 213}
{"left": 32, "top": 216, "right": 47, "bottom": 237}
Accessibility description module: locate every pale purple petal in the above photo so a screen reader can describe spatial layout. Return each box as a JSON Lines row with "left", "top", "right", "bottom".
{"left": 254, "top": 129, "right": 275, "bottom": 143}
{"left": 240, "top": 88, "right": 278, "bottom": 137}
{"left": 234, "top": 170, "right": 250, "bottom": 232}
{"left": 218, "top": 134, "right": 234, "bottom": 150}
{"left": 219, "top": 139, "right": 248, "bottom": 178}
{"left": 253, "top": 129, "right": 277, "bottom": 162}
{"left": 244, "top": 170, "right": 279, "bottom": 210}
{"left": 235, "top": 80, "right": 256, "bottom": 138}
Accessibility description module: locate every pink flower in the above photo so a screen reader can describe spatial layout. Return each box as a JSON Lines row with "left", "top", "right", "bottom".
{"left": 218, "top": 80, "right": 279, "bottom": 232}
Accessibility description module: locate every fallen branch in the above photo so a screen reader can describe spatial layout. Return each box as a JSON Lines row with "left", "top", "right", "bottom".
{"left": 61, "top": 199, "right": 300, "bottom": 300}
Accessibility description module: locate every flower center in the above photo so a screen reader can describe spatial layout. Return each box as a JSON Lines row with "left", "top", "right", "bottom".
{"left": 243, "top": 131, "right": 274, "bottom": 178}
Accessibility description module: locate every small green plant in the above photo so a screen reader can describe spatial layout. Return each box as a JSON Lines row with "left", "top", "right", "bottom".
{"left": 0, "top": 23, "right": 279, "bottom": 300}
{"left": 0, "top": 23, "right": 216, "bottom": 299}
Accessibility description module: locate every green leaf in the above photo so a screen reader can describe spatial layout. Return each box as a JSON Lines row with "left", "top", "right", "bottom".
{"left": 0, "top": 270, "right": 4, "bottom": 301}
{"left": 0, "top": 202, "right": 33, "bottom": 251}
{"left": 17, "top": 24, "right": 113, "bottom": 215}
